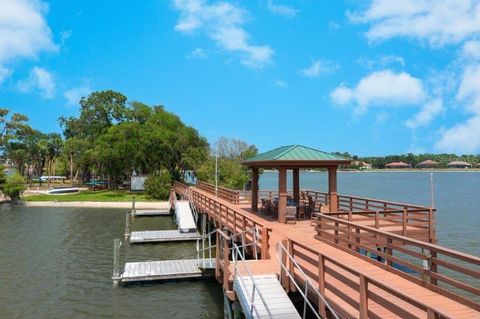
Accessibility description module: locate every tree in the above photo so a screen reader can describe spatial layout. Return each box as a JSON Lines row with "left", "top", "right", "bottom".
{"left": 2, "top": 173, "right": 26, "bottom": 202}
{"left": 144, "top": 172, "right": 171, "bottom": 199}
{"left": 196, "top": 137, "right": 257, "bottom": 189}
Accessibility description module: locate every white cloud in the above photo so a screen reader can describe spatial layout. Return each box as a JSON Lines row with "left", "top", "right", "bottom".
{"left": 0, "top": 0, "right": 57, "bottom": 63}
{"left": 406, "top": 98, "right": 444, "bottom": 129}
{"left": 272, "top": 80, "right": 287, "bottom": 88}
{"left": 456, "top": 64, "right": 480, "bottom": 113}
{"left": 188, "top": 47, "right": 208, "bottom": 58}
{"left": 173, "top": 0, "right": 273, "bottom": 68}
{"left": 64, "top": 85, "right": 91, "bottom": 105}
{"left": 358, "top": 55, "right": 405, "bottom": 69}
{"left": 300, "top": 60, "right": 339, "bottom": 78}
{"left": 267, "top": 0, "right": 298, "bottom": 18}
{"left": 18, "top": 66, "right": 56, "bottom": 98}
{"left": 462, "top": 40, "right": 480, "bottom": 60}
{"left": 435, "top": 115, "right": 480, "bottom": 153}
{"left": 60, "top": 30, "right": 72, "bottom": 44}
{"left": 331, "top": 69, "right": 426, "bottom": 114}
{"left": 350, "top": 0, "right": 480, "bottom": 46}
{"left": 436, "top": 63, "right": 480, "bottom": 153}
{"left": 0, "top": 64, "right": 13, "bottom": 84}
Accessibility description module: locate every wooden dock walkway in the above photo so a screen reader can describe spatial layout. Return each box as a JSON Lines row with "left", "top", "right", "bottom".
{"left": 177, "top": 183, "right": 480, "bottom": 319}
{"left": 129, "top": 229, "right": 201, "bottom": 243}
{"left": 120, "top": 258, "right": 216, "bottom": 283}
{"left": 234, "top": 275, "right": 301, "bottom": 319}
{"left": 131, "top": 209, "right": 170, "bottom": 217}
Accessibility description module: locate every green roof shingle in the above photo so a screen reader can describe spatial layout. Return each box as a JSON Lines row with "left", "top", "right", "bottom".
{"left": 245, "top": 145, "right": 350, "bottom": 162}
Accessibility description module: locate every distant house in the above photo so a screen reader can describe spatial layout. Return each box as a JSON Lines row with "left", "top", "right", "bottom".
{"left": 385, "top": 161, "right": 411, "bottom": 169}
{"left": 447, "top": 161, "right": 473, "bottom": 169}
{"left": 351, "top": 160, "right": 372, "bottom": 170}
{"left": 416, "top": 160, "right": 440, "bottom": 168}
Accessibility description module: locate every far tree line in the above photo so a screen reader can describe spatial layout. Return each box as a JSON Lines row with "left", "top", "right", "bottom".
{"left": 334, "top": 152, "right": 480, "bottom": 168}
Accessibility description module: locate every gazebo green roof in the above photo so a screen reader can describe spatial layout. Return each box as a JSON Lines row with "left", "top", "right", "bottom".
{"left": 243, "top": 145, "right": 351, "bottom": 168}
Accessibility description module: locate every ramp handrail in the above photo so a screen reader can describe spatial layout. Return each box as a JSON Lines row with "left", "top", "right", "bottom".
{"left": 232, "top": 241, "right": 273, "bottom": 319}
{"left": 196, "top": 227, "right": 260, "bottom": 267}
{"left": 276, "top": 242, "right": 340, "bottom": 319}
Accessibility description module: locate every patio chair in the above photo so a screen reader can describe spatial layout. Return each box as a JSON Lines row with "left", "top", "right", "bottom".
{"left": 260, "top": 198, "right": 266, "bottom": 214}
{"left": 285, "top": 206, "right": 297, "bottom": 224}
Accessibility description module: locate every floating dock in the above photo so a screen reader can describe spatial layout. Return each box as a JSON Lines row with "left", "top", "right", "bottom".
{"left": 119, "top": 258, "right": 216, "bottom": 283}
{"left": 129, "top": 229, "right": 201, "bottom": 243}
{"left": 234, "top": 275, "right": 300, "bottom": 319}
{"left": 175, "top": 200, "right": 197, "bottom": 232}
{"left": 131, "top": 209, "right": 171, "bottom": 217}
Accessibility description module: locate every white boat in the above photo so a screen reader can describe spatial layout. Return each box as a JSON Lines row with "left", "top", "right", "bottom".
{"left": 47, "top": 187, "right": 80, "bottom": 194}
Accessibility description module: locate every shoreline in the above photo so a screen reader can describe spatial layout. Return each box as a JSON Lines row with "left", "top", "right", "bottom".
{"left": 20, "top": 201, "right": 170, "bottom": 209}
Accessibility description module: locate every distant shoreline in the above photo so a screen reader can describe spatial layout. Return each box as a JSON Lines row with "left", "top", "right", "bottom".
{"left": 261, "top": 169, "right": 480, "bottom": 173}
{"left": 20, "top": 201, "right": 170, "bottom": 209}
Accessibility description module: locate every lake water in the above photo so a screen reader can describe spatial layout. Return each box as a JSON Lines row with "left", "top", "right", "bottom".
{"left": 0, "top": 172, "right": 478, "bottom": 318}
{"left": 0, "top": 207, "right": 223, "bottom": 319}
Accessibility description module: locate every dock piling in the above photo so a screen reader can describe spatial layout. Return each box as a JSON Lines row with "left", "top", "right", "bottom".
{"left": 124, "top": 212, "right": 130, "bottom": 240}
{"left": 113, "top": 239, "right": 121, "bottom": 286}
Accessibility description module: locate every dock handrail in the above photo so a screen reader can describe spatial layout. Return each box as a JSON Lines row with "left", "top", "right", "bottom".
{"left": 232, "top": 241, "right": 273, "bottom": 319}
{"left": 314, "top": 213, "right": 480, "bottom": 311}
{"left": 276, "top": 241, "right": 340, "bottom": 319}
{"left": 288, "top": 238, "right": 452, "bottom": 319}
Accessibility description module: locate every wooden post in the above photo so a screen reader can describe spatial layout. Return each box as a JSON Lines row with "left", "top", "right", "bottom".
{"left": 430, "top": 251, "right": 438, "bottom": 285}
{"left": 113, "top": 239, "right": 121, "bottom": 283}
{"left": 223, "top": 236, "right": 230, "bottom": 291}
{"left": 355, "top": 227, "right": 360, "bottom": 253}
{"left": 132, "top": 195, "right": 136, "bottom": 215}
{"left": 293, "top": 168, "right": 300, "bottom": 204}
{"left": 318, "top": 254, "right": 326, "bottom": 318}
{"left": 280, "top": 239, "right": 289, "bottom": 290}
{"left": 334, "top": 221, "right": 339, "bottom": 244}
{"left": 215, "top": 231, "right": 221, "bottom": 280}
{"left": 386, "top": 238, "right": 393, "bottom": 267}
{"left": 359, "top": 275, "right": 368, "bottom": 319}
{"left": 402, "top": 207, "right": 408, "bottom": 236}
{"left": 251, "top": 168, "right": 259, "bottom": 212}
{"left": 328, "top": 166, "right": 338, "bottom": 212}
{"left": 124, "top": 212, "right": 130, "bottom": 240}
{"left": 261, "top": 226, "right": 269, "bottom": 259}
{"left": 278, "top": 167, "right": 287, "bottom": 223}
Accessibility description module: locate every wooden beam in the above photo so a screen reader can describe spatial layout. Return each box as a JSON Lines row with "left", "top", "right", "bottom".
{"left": 278, "top": 167, "right": 287, "bottom": 223}
{"left": 328, "top": 166, "right": 338, "bottom": 212}
{"left": 251, "top": 167, "right": 259, "bottom": 212}
{"left": 293, "top": 168, "right": 300, "bottom": 204}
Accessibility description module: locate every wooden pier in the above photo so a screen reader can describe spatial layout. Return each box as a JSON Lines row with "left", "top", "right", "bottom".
{"left": 129, "top": 229, "right": 201, "bottom": 243}
{"left": 174, "top": 181, "right": 480, "bottom": 319}
{"left": 120, "top": 258, "right": 216, "bottom": 283}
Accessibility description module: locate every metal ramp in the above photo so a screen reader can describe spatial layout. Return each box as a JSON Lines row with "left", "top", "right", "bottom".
{"left": 234, "top": 275, "right": 300, "bottom": 319}
{"left": 175, "top": 200, "right": 197, "bottom": 232}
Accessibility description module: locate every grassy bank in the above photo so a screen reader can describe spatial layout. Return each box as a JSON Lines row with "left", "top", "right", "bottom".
{"left": 23, "top": 190, "right": 155, "bottom": 202}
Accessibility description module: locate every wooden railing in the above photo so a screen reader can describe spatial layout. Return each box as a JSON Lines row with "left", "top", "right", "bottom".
{"left": 304, "top": 189, "right": 436, "bottom": 243}
{"left": 216, "top": 229, "right": 231, "bottom": 292}
{"left": 196, "top": 181, "right": 242, "bottom": 204}
{"left": 174, "top": 181, "right": 271, "bottom": 259}
{"left": 313, "top": 214, "right": 480, "bottom": 311}
{"left": 286, "top": 238, "right": 453, "bottom": 319}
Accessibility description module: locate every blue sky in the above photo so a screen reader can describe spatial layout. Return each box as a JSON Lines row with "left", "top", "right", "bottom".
{"left": 1, "top": 0, "right": 480, "bottom": 156}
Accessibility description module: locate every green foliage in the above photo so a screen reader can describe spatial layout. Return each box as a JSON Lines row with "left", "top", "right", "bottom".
{"left": 196, "top": 137, "right": 258, "bottom": 190}
{"left": 2, "top": 173, "right": 26, "bottom": 201}
{"left": 144, "top": 172, "right": 172, "bottom": 199}
{"left": 23, "top": 190, "right": 152, "bottom": 202}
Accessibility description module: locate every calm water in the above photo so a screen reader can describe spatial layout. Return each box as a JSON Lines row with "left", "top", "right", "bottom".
{"left": 260, "top": 171, "right": 480, "bottom": 255}
{"left": 0, "top": 207, "right": 223, "bottom": 319}
{"left": 0, "top": 172, "right": 479, "bottom": 319}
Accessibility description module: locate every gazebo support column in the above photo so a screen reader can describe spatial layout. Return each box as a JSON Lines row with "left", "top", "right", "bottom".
{"left": 293, "top": 168, "right": 300, "bottom": 203}
{"left": 251, "top": 168, "right": 259, "bottom": 211}
{"left": 328, "top": 166, "right": 338, "bottom": 212}
{"left": 278, "top": 167, "right": 287, "bottom": 223}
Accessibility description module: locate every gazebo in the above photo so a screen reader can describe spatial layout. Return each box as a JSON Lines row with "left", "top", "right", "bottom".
{"left": 242, "top": 145, "right": 352, "bottom": 223}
